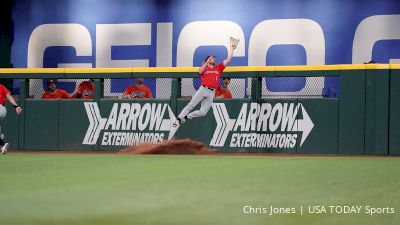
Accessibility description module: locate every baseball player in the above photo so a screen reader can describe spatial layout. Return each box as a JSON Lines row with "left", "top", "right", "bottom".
{"left": 42, "top": 80, "right": 70, "bottom": 99}
{"left": 171, "top": 44, "right": 236, "bottom": 130}
{"left": 72, "top": 79, "right": 94, "bottom": 99}
{"left": 0, "top": 83, "right": 22, "bottom": 154}
{"left": 122, "top": 78, "right": 153, "bottom": 99}
{"left": 215, "top": 77, "right": 233, "bottom": 99}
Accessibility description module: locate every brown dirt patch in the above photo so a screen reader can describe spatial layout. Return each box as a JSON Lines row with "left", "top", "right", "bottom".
{"left": 119, "top": 139, "right": 217, "bottom": 155}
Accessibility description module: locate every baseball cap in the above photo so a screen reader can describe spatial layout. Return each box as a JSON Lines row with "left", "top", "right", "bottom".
{"left": 47, "top": 80, "right": 56, "bottom": 85}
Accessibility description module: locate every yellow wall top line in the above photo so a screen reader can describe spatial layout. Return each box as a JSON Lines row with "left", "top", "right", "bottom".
{"left": 0, "top": 64, "right": 397, "bottom": 74}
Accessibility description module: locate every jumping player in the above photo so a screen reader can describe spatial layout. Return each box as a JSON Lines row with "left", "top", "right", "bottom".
{"left": 0, "top": 84, "right": 22, "bottom": 154}
{"left": 171, "top": 44, "right": 236, "bottom": 130}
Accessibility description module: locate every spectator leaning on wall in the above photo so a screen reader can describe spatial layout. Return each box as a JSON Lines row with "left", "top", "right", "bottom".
{"left": 215, "top": 77, "right": 233, "bottom": 99}
{"left": 42, "top": 80, "right": 70, "bottom": 99}
{"left": 122, "top": 78, "right": 153, "bottom": 99}
{"left": 72, "top": 79, "right": 95, "bottom": 99}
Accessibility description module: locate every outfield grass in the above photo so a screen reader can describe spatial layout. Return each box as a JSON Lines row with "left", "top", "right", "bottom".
{"left": 0, "top": 153, "right": 399, "bottom": 225}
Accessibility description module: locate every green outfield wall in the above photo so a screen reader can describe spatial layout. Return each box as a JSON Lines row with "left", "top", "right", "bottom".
{"left": 0, "top": 64, "right": 398, "bottom": 155}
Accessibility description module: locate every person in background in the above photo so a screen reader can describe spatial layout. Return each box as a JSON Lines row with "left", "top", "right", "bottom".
{"left": 215, "top": 77, "right": 233, "bottom": 99}
{"left": 0, "top": 83, "right": 22, "bottom": 154}
{"left": 41, "top": 80, "right": 70, "bottom": 99}
{"left": 123, "top": 78, "right": 153, "bottom": 99}
{"left": 72, "top": 79, "right": 94, "bottom": 99}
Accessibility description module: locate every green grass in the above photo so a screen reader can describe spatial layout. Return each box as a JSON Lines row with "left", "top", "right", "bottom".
{"left": 0, "top": 153, "right": 399, "bottom": 225}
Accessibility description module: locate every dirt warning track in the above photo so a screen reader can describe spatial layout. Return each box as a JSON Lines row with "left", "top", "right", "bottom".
{"left": 120, "top": 139, "right": 217, "bottom": 155}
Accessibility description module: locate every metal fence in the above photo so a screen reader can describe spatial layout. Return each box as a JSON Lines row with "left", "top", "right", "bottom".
{"left": 103, "top": 78, "right": 172, "bottom": 99}
{"left": 261, "top": 76, "right": 340, "bottom": 99}
{"left": 16, "top": 76, "right": 340, "bottom": 99}
{"left": 29, "top": 79, "right": 88, "bottom": 99}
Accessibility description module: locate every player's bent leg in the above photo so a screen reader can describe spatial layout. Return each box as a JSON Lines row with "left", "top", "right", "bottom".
{"left": 187, "top": 90, "right": 213, "bottom": 119}
{"left": 0, "top": 105, "right": 7, "bottom": 120}
{"left": 177, "top": 87, "right": 207, "bottom": 120}
{"left": 187, "top": 109, "right": 206, "bottom": 118}
{"left": 177, "top": 102, "right": 195, "bottom": 120}
{"left": 173, "top": 99, "right": 200, "bottom": 128}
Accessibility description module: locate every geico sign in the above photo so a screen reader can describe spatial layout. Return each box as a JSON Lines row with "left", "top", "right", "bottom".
{"left": 28, "top": 15, "right": 400, "bottom": 68}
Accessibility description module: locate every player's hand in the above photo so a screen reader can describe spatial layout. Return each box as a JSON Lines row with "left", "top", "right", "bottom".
{"left": 16, "top": 106, "right": 22, "bottom": 114}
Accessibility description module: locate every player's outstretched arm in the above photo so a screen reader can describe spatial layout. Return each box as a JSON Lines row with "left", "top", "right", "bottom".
{"left": 6, "top": 93, "right": 22, "bottom": 114}
{"left": 223, "top": 46, "right": 235, "bottom": 67}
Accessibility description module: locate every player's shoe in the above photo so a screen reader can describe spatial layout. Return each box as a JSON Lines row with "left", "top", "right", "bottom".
{"left": 1, "top": 143, "right": 9, "bottom": 155}
{"left": 169, "top": 123, "right": 179, "bottom": 140}
{"left": 169, "top": 118, "right": 185, "bottom": 140}
{"left": 172, "top": 117, "right": 185, "bottom": 128}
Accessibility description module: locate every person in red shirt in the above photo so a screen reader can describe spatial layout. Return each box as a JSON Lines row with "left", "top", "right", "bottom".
{"left": 215, "top": 77, "right": 233, "bottom": 99}
{"left": 123, "top": 78, "right": 153, "bottom": 99}
{"left": 72, "top": 79, "right": 94, "bottom": 99}
{"left": 42, "top": 80, "right": 70, "bottom": 99}
{"left": 0, "top": 84, "right": 22, "bottom": 154}
{"left": 172, "top": 43, "right": 236, "bottom": 130}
